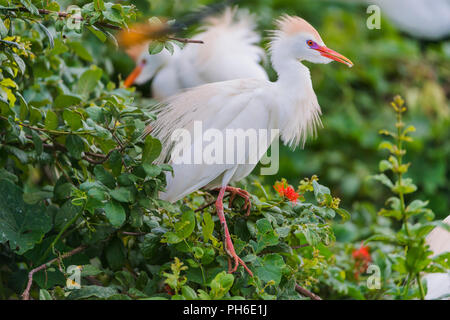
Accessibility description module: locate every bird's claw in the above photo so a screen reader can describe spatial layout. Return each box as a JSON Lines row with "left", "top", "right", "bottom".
{"left": 223, "top": 186, "right": 252, "bottom": 217}
{"left": 224, "top": 240, "right": 253, "bottom": 276}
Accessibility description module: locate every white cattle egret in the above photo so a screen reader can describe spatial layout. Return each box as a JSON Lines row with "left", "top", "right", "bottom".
{"left": 363, "top": 0, "right": 450, "bottom": 40}
{"left": 424, "top": 215, "right": 450, "bottom": 299}
{"left": 148, "top": 15, "right": 353, "bottom": 275}
{"left": 125, "top": 8, "right": 268, "bottom": 100}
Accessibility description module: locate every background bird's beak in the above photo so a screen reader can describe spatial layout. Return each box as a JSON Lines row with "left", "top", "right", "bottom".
{"left": 316, "top": 46, "right": 353, "bottom": 68}
{"left": 124, "top": 61, "right": 146, "bottom": 88}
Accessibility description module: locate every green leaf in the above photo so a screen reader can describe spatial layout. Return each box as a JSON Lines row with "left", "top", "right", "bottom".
{"left": 44, "top": 110, "right": 58, "bottom": 130}
{"left": 69, "top": 41, "right": 93, "bottom": 62}
{"left": 142, "top": 163, "right": 162, "bottom": 177}
{"left": 181, "top": 285, "right": 198, "bottom": 300}
{"left": 255, "top": 254, "right": 284, "bottom": 285}
{"left": 87, "top": 25, "right": 107, "bottom": 42}
{"left": 142, "top": 136, "right": 162, "bottom": 164}
{"left": 371, "top": 174, "right": 394, "bottom": 189}
{"left": 379, "top": 160, "right": 392, "bottom": 172}
{"left": 94, "top": 0, "right": 106, "bottom": 11}
{"left": 63, "top": 110, "right": 82, "bottom": 130}
{"left": 335, "top": 208, "right": 351, "bottom": 221}
{"left": 148, "top": 41, "right": 164, "bottom": 55}
{"left": 19, "top": 0, "right": 39, "bottom": 15}
{"left": 165, "top": 41, "right": 174, "bottom": 55}
{"left": 378, "top": 141, "right": 394, "bottom": 152}
{"left": 94, "top": 165, "right": 116, "bottom": 189}
{"left": 68, "top": 285, "right": 118, "bottom": 300}
{"left": 312, "top": 180, "right": 331, "bottom": 203}
{"left": 77, "top": 67, "right": 102, "bottom": 97}
{"left": 210, "top": 271, "right": 234, "bottom": 299}
{"left": 378, "top": 208, "right": 402, "bottom": 220}
{"left": 54, "top": 94, "right": 81, "bottom": 109}
{"left": 109, "top": 187, "right": 133, "bottom": 203}
{"left": 392, "top": 178, "right": 417, "bottom": 195}
{"left": 364, "top": 233, "right": 397, "bottom": 245}
{"left": 23, "top": 191, "right": 53, "bottom": 204}
{"left": 174, "top": 207, "right": 195, "bottom": 240}
{"left": 104, "top": 201, "right": 126, "bottom": 227}
{"left": 202, "top": 211, "right": 214, "bottom": 242}
{"left": 37, "top": 22, "right": 54, "bottom": 49}
{"left": 254, "top": 218, "right": 278, "bottom": 253}
{"left": 31, "top": 130, "right": 43, "bottom": 155}
{"left": 54, "top": 201, "right": 81, "bottom": 231}
{"left": 406, "top": 200, "right": 429, "bottom": 212}
{"left": 39, "top": 289, "right": 52, "bottom": 300}
{"left": 12, "top": 52, "right": 26, "bottom": 75}
{"left": 0, "top": 18, "right": 8, "bottom": 37}
{"left": 163, "top": 231, "right": 183, "bottom": 244}
{"left": 66, "top": 135, "right": 84, "bottom": 160}
{"left": 102, "top": 6, "right": 123, "bottom": 24}
{"left": 0, "top": 179, "right": 52, "bottom": 254}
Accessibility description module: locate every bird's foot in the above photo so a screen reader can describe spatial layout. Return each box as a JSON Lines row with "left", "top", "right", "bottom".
{"left": 216, "top": 186, "right": 252, "bottom": 217}
{"left": 223, "top": 232, "right": 253, "bottom": 277}
{"left": 215, "top": 187, "right": 253, "bottom": 277}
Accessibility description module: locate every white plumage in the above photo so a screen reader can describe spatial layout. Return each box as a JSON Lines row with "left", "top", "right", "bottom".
{"left": 147, "top": 15, "right": 353, "bottom": 275}
{"left": 126, "top": 7, "right": 268, "bottom": 100}
{"left": 364, "top": 0, "right": 450, "bottom": 40}
{"left": 424, "top": 215, "right": 450, "bottom": 299}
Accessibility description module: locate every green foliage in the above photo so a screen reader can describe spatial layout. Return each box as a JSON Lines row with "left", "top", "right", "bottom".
{"left": 365, "top": 96, "right": 449, "bottom": 299}
{"left": 0, "top": 0, "right": 447, "bottom": 301}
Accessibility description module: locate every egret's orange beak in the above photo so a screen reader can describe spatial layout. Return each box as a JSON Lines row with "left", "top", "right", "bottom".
{"left": 124, "top": 61, "right": 146, "bottom": 88}
{"left": 316, "top": 46, "right": 353, "bottom": 68}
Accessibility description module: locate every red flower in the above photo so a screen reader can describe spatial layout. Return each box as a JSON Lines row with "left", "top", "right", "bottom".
{"left": 352, "top": 243, "right": 371, "bottom": 279}
{"left": 274, "top": 180, "right": 300, "bottom": 203}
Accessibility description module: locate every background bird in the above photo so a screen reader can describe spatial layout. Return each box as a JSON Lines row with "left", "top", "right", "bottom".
{"left": 424, "top": 215, "right": 450, "bottom": 299}
{"left": 124, "top": 7, "right": 268, "bottom": 100}
{"left": 148, "top": 15, "right": 353, "bottom": 275}
{"left": 361, "top": 0, "right": 450, "bottom": 40}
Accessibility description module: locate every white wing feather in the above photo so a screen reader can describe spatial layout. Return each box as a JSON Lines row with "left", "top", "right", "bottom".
{"left": 424, "top": 215, "right": 450, "bottom": 299}
{"left": 150, "top": 79, "right": 275, "bottom": 202}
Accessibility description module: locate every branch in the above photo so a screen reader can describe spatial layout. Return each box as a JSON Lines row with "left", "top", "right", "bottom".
{"left": 292, "top": 244, "right": 310, "bottom": 249}
{"left": 22, "top": 245, "right": 88, "bottom": 300}
{"left": 0, "top": 6, "right": 121, "bottom": 30}
{"left": 121, "top": 231, "right": 147, "bottom": 236}
{"left": 295, "top": 284, "right": 322, "bottom": 300}
{"left": 1, "top": 7, "right": 203, "bottom": 44}
{"left": 42, "top": 140, "right": 121, "bottom": 165}
{"left": 166, "top": 36, "right": 203, "bottom": 44}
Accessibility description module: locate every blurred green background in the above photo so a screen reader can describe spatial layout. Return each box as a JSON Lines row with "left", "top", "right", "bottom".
{"left": 73, "top": 0, "right": 450, "bottom": 219}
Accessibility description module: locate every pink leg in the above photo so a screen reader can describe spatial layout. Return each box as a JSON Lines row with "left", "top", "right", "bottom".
{"left": 216, "top": 186, "right": 252, "bottom": 216}
{"left": 216, "top": 186, "right": 253, "bottom": 277}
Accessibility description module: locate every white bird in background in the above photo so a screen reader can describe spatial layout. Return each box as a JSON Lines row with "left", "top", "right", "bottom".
{"left": 148, "top": 16, "right": 353, "bottom": 275}
{"left": 363, "top": 0, "right": 450, "bottom": 40}
{"left": 424, "top": 215, "right": 450, "bottom": 299}
{"left": 124, "top": 7, "right": 268, "bottom": 100}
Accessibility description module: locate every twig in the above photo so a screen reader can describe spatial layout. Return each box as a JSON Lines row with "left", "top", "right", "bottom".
{"left": 22, "top": 245, "right": 87, "bottom": 300}
{"left": 167, "top": 36, "right": 203, "bottom": 44}
{"left": 42, "top": 140, "right": 120, "bottom": 165}
{"left": 1, "top": 6, "right": 204, "bottom": 44}
{"left": 122, "top": 231, "right": 146, "bottom": 236}
{"left": 292, "top": 244, "right": 310, "bottom": 249}
{"left": 0, "top": 115, "right": 93, "bottom": 136}
{"left": 194, "top": 199, "right": 217, "bottom": 212}
{"left": 0, "top": 6, "right": 121, "bottom": 30}
{"left": 295, "top": 284, "right": 322, "bottom": 300}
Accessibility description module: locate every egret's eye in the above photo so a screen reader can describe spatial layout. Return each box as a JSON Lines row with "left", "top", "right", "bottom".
{"left": 307, "top": 40, "right": 315, "bottom": 47}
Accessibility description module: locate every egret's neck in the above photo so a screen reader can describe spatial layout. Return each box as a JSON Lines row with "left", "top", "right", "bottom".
{"left": 271, "top": 44, "right": 311, "bottom": 88}
{"left": 269, "top": 42, "right": 322, "bottom": 148}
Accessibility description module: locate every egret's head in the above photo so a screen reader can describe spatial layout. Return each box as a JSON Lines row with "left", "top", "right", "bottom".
{"left": 124, "top": 48, "right": 173, "bottom": 88}
{"left": 271, "top": 15, "right": 353, "bottom": 67}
